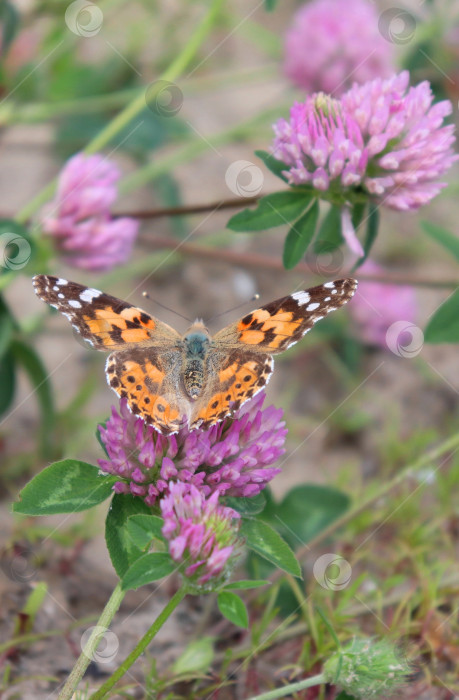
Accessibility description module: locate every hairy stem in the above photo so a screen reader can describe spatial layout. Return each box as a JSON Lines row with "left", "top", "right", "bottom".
{"left": 57, "top": 583, "right": 125, "bottom": 700}
{"left": 89, "top": 586, "right": 187, "bottom": 699}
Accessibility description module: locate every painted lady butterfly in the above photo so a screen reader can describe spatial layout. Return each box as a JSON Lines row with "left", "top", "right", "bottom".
{"left": 33, "top": 275, "right": 357, "bottom": 435}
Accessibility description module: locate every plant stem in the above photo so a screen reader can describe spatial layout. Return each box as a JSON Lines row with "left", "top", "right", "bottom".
{"left": 114, "top": 195, "right": 262, "bottom": 219}
{"left": 57, "top": 582, "right": 125, "bottom": 700}
{"left": 89, "top": 586, "right": 187, "bottom": 700}
{"left": 136, "top": 235, "right": 459, "bottom": 289}
{"left": 15, "top": 0, "right": 224, "bottom": 224}
{"left": 248, "top": 673, "right": 326, "bottom": 700}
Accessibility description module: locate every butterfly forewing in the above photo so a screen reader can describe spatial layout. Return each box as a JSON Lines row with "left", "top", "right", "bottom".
{"left": 214, "top": 279, "right": 358, "bottom": 353}
{"left": 33, "top": 275, "right": 179, "bottom": 350}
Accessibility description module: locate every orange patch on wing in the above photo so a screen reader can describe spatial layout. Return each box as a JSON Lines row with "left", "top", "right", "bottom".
{"left": 239, "top": 329, "right": 265, "bottom": 345}
{"left": 197, "top": 393, "right": 226, "bottom": 422}
{"left": 121, "top": 307, "right": 156, "bottom": 329}
{"left": 219, "top": 362, "right": 238, "bottom": 383}
{"left": 145, "top": 361, "right": 165, "bottom": 384}
{"left": 121, "top": 328, "right": 151, "bottom": 343}
{"left": 237, "top": 309, "right": 270, "bottom": 331}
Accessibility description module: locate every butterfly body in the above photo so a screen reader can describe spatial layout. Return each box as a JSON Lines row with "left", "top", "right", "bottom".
{"left": 182, "top": 325, "right": 211, "bottom": 399}
{"left": 33, "top": 275, "right": 357, "bottom": 435}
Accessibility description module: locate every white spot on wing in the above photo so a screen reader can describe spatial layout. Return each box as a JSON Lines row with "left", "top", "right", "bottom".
{"left": 58, "top": 293, "right": 65, "bottom": 299}
{"left": 80, "top": 288, "right": 102, "bottom": 302}
{"left": 307, "top": 302, "right": 320, "bottom": 311}
{"left": 291, "top": 291, "right": 311, "bottom": 306}
{"left": 324, "top": 281, "right": 335, "bottom": 289}
{"left": 56, "top": 278, "right": 68, "bottom": 286}
{"left": 68, "top": 299, "right": 82, "bottom": 308}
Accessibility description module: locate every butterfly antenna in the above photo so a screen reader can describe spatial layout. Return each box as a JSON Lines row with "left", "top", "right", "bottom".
{"left": 142, "top": 291, "right": 192, "bottom": 322}
{"left": 206, "top": 293, "right": 260, "bottom": 325}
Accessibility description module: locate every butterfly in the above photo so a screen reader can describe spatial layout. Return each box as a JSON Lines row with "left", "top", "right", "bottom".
{"left": 33, "top": 275, "right": 357, "bottom": 435}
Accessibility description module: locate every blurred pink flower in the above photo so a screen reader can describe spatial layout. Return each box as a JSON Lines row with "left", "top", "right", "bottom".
{"left": 98, "top": 392, "right": 287, "bottom": 506}
{"left": 160, "top": 482, "right": 240, "bottom": 589}
{"left": 284, "top": 0, "right": 394, "bottom": 96}
{"left": 41, "top": 153, "right": 138, "bottom": 271}
{"left": 272, "top": 72, "right": 458, "bottom": 254}
{"left": 351, "top": 261, "right": 417, "bottom": 347}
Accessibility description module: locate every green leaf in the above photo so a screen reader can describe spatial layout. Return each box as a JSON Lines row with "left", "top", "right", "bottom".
{"left": 126, "top": 514, "right": 165, "bottom": 550}
{"left": 272, "top": 484, "right": 350, "bottom": 547}
{"left": 121, "top": 552, "right": 175, "bottom": 590}
{"left": 0, "top": 296, "right": 14, "bottom": 361}
{"left": 264, "top": 0, "right": 278, "bottom": 10}
{"left": 13, "top": 460, "right": 116, "bottom": 515}
{"left": 351, "top": 201, "right": 367, "bottom": 231}
{"left": 0, "top": 348, "right": 16, "bottom": 417}
{"left": 353, "top": 203, "right": 379, "bottom": 270}
{"left": 224, "top": 579, "right": 270, "bottom": 590}
{"left": 241, "top": 518, "right": 301, "bottom": 578}
{"left": 11, "top": 339, "right": 55, "bottom": 457}
{"left": 283, "top": 200, "right": 319, "bottom": 269}
{"left": 173, "top": 637, "right": 215, "bottom": 675}
{"left": 422, "top": 221, "right": 459, "bottom": 262}
{"left": 227, "top": 191, "right": 312, "bottom": 232}
{"left": 105, "top": 494, "right": 152, "bottom": 578}
{"left": 217, "top": 591, "right": 249, "bottom": 628}
{"left": 0, "top": 1, "right": 20, "bottom": 55}
{"left": 225, "top": 492, "right": 266, "bottom": 516}
{"left": 313, "top": 205, "right": 344, "bottom": 254}
{"left": 335, "top": 692, "right": 357, "bottom": 700}
{"left": 424, "top": 288, "right": 459, "bottom": 343}
{"left": 254, "top": 149, "right": 288, "bottom": 182}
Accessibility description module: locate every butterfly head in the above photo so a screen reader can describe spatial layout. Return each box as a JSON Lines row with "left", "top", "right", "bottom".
{"left": 184, "top": 321, "right": 210, "bottom": 359}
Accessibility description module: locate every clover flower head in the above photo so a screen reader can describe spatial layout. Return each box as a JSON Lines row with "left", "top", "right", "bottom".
{"left": 97, "top": 392, "right": 287, "bottom": 506}
{"left": 341, "top": 72, "right": 458, "bottom": 211}
{"left": 272, "top": 72, "right": 458, "bottom": 255}
{"left": 350, "top": 261, "right": 417, "bottom": 347}
{"left": 160, "top": 482, "right": 241, "bottom": 590}
{"left": 324, "top": 637, "right": 412, "bottom": 698}
{"left": 41, "top": 153, "right": 138, "bottom": 271}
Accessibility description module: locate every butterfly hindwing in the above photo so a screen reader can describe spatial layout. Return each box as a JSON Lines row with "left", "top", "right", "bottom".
{"left": 190, "top": 350, "right": 273, "bottom": 430}
{"left": 105, "top": 347, "right": 188, "bottom": 435}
